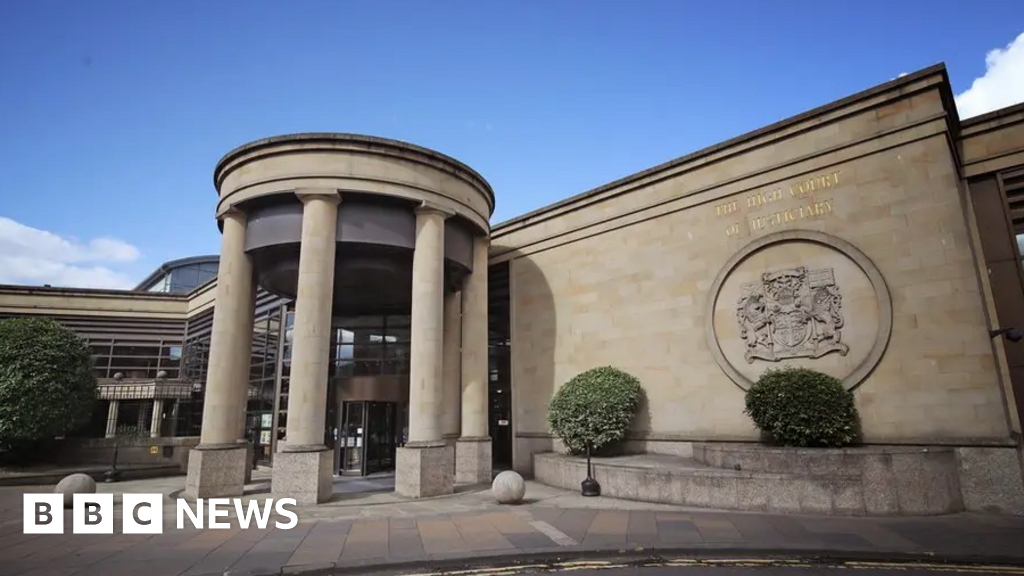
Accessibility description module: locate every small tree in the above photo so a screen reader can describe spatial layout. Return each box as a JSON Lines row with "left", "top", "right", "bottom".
{"left": 744, "top": 366, "right": 859, "bottom": 448}
{"left": 548, "top": 366, "right": 644, "bottom": 455}
{"left": 0, "top": 317, "right": 98, "bottom": 462}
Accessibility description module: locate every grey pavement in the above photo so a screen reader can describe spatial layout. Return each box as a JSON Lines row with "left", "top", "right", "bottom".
{"left": 0, "top": 473, "right": 1022, "bottom": 576}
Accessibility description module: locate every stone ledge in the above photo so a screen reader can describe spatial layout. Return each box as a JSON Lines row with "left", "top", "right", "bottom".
{"left": 692, "top": 442, "right": 957, "bottom": 476}
{"left": 533, "top": 449, "right": 965, "bottom": 516}
{"left": 691, "top": 442, "right": 1024, "bottom": 515}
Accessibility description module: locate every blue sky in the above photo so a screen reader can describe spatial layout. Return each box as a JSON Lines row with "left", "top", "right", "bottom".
{"left": 0, "top": 0, "right": 1022, "bottom": 289}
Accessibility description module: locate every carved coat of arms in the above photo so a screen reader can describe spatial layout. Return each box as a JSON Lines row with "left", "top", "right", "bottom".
{"left": 735, "top": 266, "right": 849, "bottom": 363}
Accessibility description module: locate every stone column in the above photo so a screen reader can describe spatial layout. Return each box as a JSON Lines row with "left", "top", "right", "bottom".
{"left": 271, "top": 189, "right": 340, "bottom": 505}
{"left": 442, "top": 289, "right": 462, "bottom": 475}
{"left": 457, "top": 235, "right": 492, "bottom": 484}
{"left": 105, "top": 400, "right": 119, "bottom": 438}
{"left": 185, "top": 208, "right": 255, "bottom": 499}
{"left": 396, "top": 203, "right": 455, "bottom": 498}
{"left": 150, "top": 399, "right": 164, "bottom": 438}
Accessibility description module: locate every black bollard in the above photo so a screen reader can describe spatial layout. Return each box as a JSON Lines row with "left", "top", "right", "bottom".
{"left": 580, "top": 442, "right": 601, "bottom": 497}
{"left": 104, "top": 444, "right": 122, "bottom": 483}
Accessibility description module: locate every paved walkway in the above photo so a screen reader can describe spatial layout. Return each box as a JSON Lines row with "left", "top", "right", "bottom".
{"left": 0, "top": 475, "right": 1022, "bottom": 576}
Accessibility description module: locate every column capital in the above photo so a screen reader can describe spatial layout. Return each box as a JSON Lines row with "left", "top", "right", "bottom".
{"left": 415, "top": 201, "right": 455, "bottom": 219}
{"left": 219, "top": 206, "right": 248, "bottom": 224}
{"left": 295, "top": 188, "right": 342, "bottom": 205}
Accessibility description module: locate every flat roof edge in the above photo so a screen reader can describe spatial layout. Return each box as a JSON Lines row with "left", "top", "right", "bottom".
{"left": 212, "top": 132, "right": 496, "bottom": 211}
{"left": 492, "top": 63, "right": 951, "bottom": 232}
{"left": 959, "top": 101, "right": 1024, "bottom": 128}
{"left": 0, "top": 283, "right": 189, "bottom": 300}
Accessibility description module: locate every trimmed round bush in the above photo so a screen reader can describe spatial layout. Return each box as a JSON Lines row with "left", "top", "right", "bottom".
{"left": 744, "top": 366, "right": 859, "bottom": 448}
{"left": 547, "top": 366, "right": 644, "bottom": 455}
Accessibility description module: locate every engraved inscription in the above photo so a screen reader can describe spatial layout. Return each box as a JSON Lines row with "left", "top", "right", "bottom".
{"left": 714, "top": 170, "right": 842, "bottom": 237}
{"left": 736, "top": 266, "right": 849, "bottom": 363}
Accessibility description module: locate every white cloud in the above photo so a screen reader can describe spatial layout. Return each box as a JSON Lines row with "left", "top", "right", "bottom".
{"left": 955, "top": 31, "right": 1024, "bottom": 119}
{"left": 0, "top": 216, "right": 141, "bottom": 290}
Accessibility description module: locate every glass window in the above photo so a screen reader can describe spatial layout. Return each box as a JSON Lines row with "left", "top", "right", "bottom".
{"left": 385, "top": 316, "right": 411, "bottom": 343}
{"left": 112, "top": 344, "right": 161, "bottom": 357}
{"left": 324, "top": 315, "right": 413, "bottom": 377}
{"left": 147, "top": 274, "right": 170, "bottom": 292}
{"left": 382, "top": 343, "right": 410, "bottom": 375}
{"left": 169, "top": 265, "right": 200, "bottom": 292}
{"left": 335, "top": 328, "right": 354, "bottom": 360}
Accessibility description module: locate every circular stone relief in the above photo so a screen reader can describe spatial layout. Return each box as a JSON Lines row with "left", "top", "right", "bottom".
{"left": 705, "top": 230, "right": 892, "bottom": 391}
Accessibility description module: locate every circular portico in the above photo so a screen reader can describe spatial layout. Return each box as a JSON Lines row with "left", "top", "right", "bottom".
{"left": 184, "top": 134, "right": 495, "bottom": 503}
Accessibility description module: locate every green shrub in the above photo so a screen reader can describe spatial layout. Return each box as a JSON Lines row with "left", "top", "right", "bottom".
{"left": 547, "top": 366, "right": 644, "bottom": 455}
{"left": 744, "top": 366, "right": 859, "bottom": 448}
{"left": 0, "top": 317, "right": 97, "bottom": 459}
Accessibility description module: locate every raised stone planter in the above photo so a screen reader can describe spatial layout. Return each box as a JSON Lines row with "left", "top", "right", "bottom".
{"left": 533, "top": 443, "right": 1024, "bottom": 516}
{"left": 692, "top": 443, "right": 963, "bottom": 515}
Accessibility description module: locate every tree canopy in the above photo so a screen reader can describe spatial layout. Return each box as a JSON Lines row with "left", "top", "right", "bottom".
{"left": 0, "top": 317, "right": 98, "bottom": 457}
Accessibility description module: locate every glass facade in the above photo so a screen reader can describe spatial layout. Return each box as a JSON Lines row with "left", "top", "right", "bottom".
{"left": 273, "top": 311, "right": 412, "bottom": 456}
{"left": 88, "top": 339, "right": 183, "bottom": 380}
{"left": 488, "top": 261, "right": 513, "bottom": 470}
{"left": 178, "top": 313, "right": 214, "bottom": 438}
{"left": 330, "top": 315, "right": 412, "bottom": 377}
{"left": 66, "top": 262, "right": 513, "bottom": 470}
{"left": 246, "top": 307, "right": 283, "bottom": 463}
{"left": 276, "top": 309, "right": 293, "bottom": 448}
{"left": 143, "top": 260, "right": 220, "bottom": 294}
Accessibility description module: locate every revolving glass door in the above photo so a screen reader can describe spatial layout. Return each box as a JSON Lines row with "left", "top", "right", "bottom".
{"left": 338, "top": 401, "right": 399, "bottom": 475}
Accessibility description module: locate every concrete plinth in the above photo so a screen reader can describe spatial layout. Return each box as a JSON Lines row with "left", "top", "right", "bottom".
{"left": 456, "top": 437, "right": 493, "bottom": 485}
{"left": 396, "top": 442, "right": 454, "bottom": 498}
{"left": 271, "top": 447, "right": 333, "bottom": 505}
{"left": 241, "top": 441, "right": 254, "bottom": 484}
{"left": 184, "top": 445, "right": 247, "bottom": 499}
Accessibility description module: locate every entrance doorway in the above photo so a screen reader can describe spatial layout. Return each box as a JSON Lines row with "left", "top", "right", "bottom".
{"left": 337, "top": 401, "right": 400, "bottom": 476}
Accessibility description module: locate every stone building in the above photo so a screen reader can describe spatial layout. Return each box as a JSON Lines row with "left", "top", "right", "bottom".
{"left": 2, "top": 63, "right": 1023, "bottom": 507}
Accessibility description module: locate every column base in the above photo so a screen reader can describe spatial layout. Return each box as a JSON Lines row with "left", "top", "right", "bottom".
{"left": 456, "top": 437, "right": 493, "bottom": 485}
{"left": 241, "top": 440, "right": 254, "bottom": 484}
{"left": 271, "top": 445, "right": 333, "bottom": 505}
{"left": 184, "top": 444, "right": 247, "bottom": 499}
{"left": 443, "top": 436, "right": 458, "bottom": 478}
{"left": 396, "top": 442, "right": 454, "bottom": 498}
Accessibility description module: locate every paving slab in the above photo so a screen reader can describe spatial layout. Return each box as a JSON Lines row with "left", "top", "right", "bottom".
{"left": 0, "top": 475, "right": 1023, "bottom": 575}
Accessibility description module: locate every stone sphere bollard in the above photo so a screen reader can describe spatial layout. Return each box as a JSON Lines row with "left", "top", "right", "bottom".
{"left": 54, "top": 473, "right": 97, "bottom": 508}
{"left": 492, "top": 470, "right": 526, "bottom": 504}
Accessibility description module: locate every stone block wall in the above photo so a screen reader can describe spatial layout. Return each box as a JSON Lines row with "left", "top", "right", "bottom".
{"left": 535, "top": 443, "right": 1024, "bottom": 516}
{"left": 492, "top": 68, "right": 1016, "bottom": 475}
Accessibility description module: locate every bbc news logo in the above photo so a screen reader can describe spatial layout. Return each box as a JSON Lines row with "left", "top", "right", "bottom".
{"left": 24, "top": 494, "right": 298, "bottom": 534}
